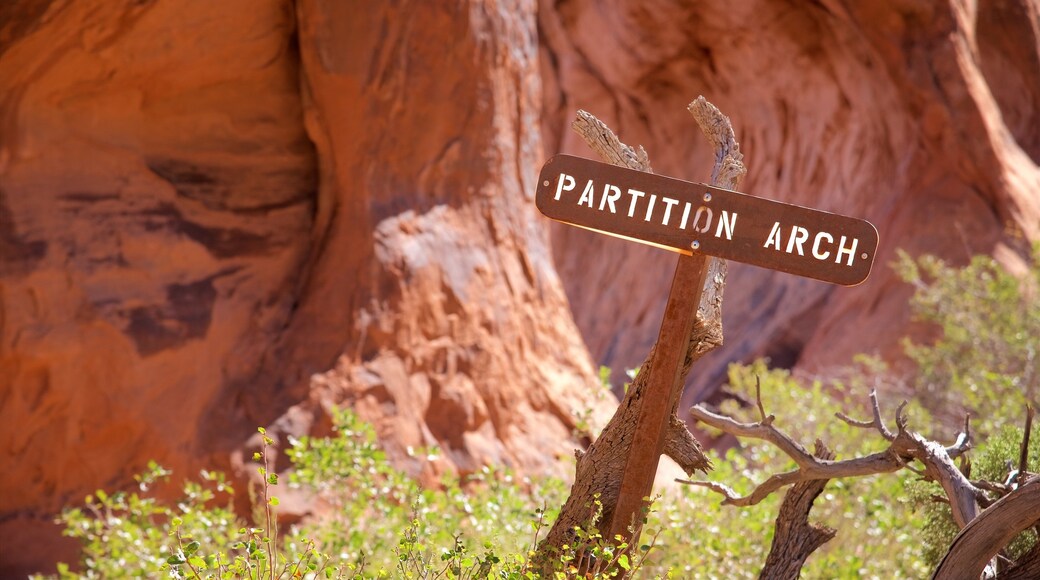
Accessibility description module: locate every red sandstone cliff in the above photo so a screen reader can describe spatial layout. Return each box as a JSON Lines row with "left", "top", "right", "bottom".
{"left": 2, "top": 0, "right": 1039, "bottom": 575}
{"left": 541, "top": 0, "right": 1040, "bottom": 409}
{"left": 0, "top": 0, "right": 609, "bottom": 573}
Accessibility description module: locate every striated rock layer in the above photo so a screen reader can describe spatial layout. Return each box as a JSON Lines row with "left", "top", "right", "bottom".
{"left": 3, "top": 0, "right": 1040, "bottom": 575}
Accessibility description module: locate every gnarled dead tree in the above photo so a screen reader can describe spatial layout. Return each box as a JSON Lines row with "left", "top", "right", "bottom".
{"left": 534, "top": 96, "right": 745, "bottom": 571}
{"left": 682, "top": 388, "right": 1040, "bottom": 579}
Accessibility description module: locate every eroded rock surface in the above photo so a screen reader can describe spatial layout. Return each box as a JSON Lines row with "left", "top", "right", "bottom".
{"left": 3, "top": 0, "right": 1040, "bottom": 575}
{"left": 0, "top": 0, "right": 317, "bottom": 572}
{"left": 540, "top": 0, "right": 1040, "bottom": 408}
{"left": 0, "top": 0, "right": 608, "bottom": 574}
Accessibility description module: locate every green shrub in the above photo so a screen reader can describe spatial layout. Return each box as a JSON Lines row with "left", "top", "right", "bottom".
{"left": 283, "top": 407, "right": 574, "bottom": 577}
{"left": 43, "top": 412, "right": 654, "bottom": 579}
{"left": 43, "top": 249, "right": 1040, "bottom": 578}
{"left": 895, "top": 247, "right": 1040, "bottom": 434}
{"left": 908, "top": 422, "right": 1040, "bottom": 567}
{"left": 894, "top": 248, "right": 1040, "bottom": 564}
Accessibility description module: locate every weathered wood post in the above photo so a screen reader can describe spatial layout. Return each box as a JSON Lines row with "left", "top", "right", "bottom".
{"left": 531, "top": 98, "right": 744, "bottom": 569}
{"left": 605, "top": 251, "right": 709, "bottom": 541}
{"left": 533, "top": 96, "right": 878, "bottom": 572}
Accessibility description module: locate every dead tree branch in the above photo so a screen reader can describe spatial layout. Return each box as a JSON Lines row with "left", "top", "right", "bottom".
{"left": 680, "top": 391, "right": 977, "bottom": 526}
{"left": 836, "top": 389, "right": 894, "bottom": 440}
{"left": 997, "top": 540, "right": 1040, "bottom": 580}
{"left": 571, "top": 110, "right": 652, "bottom": 173}
{"left": 1016, "top": 405, "right": 1034, "bottom": 488}
{"left": 759, "top": 441, "right": 838, "bottom": 580}
{"left": 933, "top": 476, "right": 1040, "bottom": 580}
{"left": 681, "top": 403, "right": 905, "bottom": 507}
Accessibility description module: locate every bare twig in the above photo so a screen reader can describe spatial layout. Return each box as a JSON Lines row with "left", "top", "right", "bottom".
{"left": 681, "top": 479, "right": 743, "bottom": 503}
{"left": 1017, "top": 405, "right": 1034, "bottom": 488}
{"left": 894, "top": 400, "right": 910, "bottom": 434}
{"left": 972, "top": 479, "right": 1011, "bottom": 496}
{"left": 835, "top": 411, "right": 873, "bottom": 429}
{"left": 874, "top": 391, "right": 897, "bottom": 440}
{"left": 835, "top": 389, "right": 894, "bottom": 440}
{"left": 754, "top": 376, "right": 775, "bottom": 426}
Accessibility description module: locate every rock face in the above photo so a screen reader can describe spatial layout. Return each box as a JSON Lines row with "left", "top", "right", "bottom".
{"left": 0, "top": 0, "right": 608, "bottom": 575}
{"left": 282, "top": 0, "right": 608, "bottom": 478}
{"left": 2, "top": 0, "right": 1039, "bottom": 575}
{"left": 1, "top": 0, "right": 318, "bottom": 572}
{"left": 540, "top": 0, "right": 1040, "bottom": 409}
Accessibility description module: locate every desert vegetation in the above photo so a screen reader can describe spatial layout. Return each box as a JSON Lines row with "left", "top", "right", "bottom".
{"left": 39, "top": 248, "right": 1040, "bottom": 578}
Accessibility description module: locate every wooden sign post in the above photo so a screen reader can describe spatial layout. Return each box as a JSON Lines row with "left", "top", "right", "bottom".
{"left": 535, "top": 153, "right": 879, "bottom": 542}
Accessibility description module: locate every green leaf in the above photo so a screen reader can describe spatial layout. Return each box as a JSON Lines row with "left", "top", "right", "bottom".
{"left": 618, "top": 554, "right": 630, "bottom": 570}
{"left": 184, "top": 540, "right": 201, "bottom": 555}
{"left": 167, "top": 554, "right": 185, "bottom": 565}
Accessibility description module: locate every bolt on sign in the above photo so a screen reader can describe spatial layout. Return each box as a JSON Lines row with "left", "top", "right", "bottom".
{"left": 536, "top": 155, "right": 879, "bottom": 286}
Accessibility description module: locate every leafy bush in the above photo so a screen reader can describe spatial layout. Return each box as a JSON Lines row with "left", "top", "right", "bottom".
{"left": 283, "top": 408, "right": 573, "bottom": 577}
{"left": 42, "top": 412, "right": 654, "bottom": 579}
{"left": 43, "top": 365, "right": 935, "bottom": 579}
{"left": 42, "top": 249, "right": 1040, "bottom": 578}
{"left": 895, "top": 247, "right": 1040, "bottom": 434}
{"left": 894, "top": 248, "right": 1040, "bottom": 564}
{"left": 45, "top": 462, "right": 233, "bottom": 578}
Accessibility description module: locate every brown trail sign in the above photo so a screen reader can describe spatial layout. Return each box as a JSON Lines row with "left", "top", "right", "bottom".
{"left": 532, "top": 99, "right": 880, "bottom": 572}
{"left": 537, "top": 154, "right": 879, "bottom": 286}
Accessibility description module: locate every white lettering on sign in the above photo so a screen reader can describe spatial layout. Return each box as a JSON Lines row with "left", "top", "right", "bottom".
{"left": 764, "top": 222, "right": 782, "bottom": 250}
{"left": 578, "top": 179, "right": 595, "bottom": 207}
{"left": 554, "top": 174, "right": 576, "bottom": 200}
{"left": 644, "top": 194, "right": 657, "bottom": 222}
{"left": 556, "top": 171, "right": 740, "bottom": 237}
{"left": 812, "top": 232, "right": 832, "bottom": 260}
{"left": 551, "top": 173, "right": 866, "bottom": 269}
{"left": 715, "top": 211, "right": 737, "bottom": 241}
{"left": 692, "top": 206, "right": 712, "bottom": 233}
{"left": 836, "top": 235, "right": 858, "bottom": 266}
{"left": 786, "top": 226, "right": 809, "bottom": 256}
{"left": 762, "top": 221, "right": 862, "bottom": 266}
{"left": 599, "top": 184, "right": 621, "bottom": 213}
{"left": 661, "top": 197, "right": 679, "bottom": 225}
{"left": 627, "top": 188, "right": 645, "bottom": 217}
